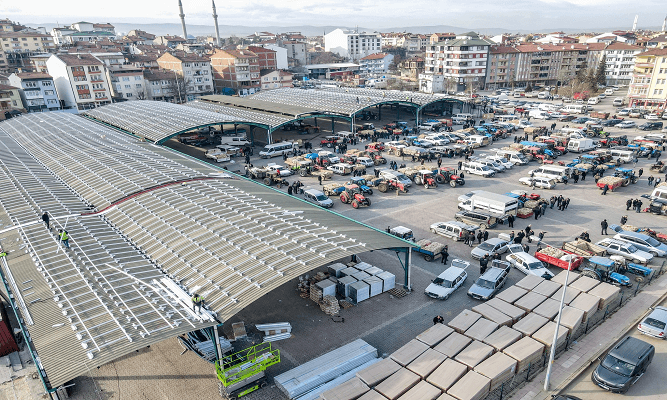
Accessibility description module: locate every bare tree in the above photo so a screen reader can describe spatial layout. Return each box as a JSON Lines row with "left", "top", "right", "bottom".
{"left": 444, "top": 77, "right": 457, "bottom": 94}
{"left": 165, "top": 75, "right": 190, "bottom": 104}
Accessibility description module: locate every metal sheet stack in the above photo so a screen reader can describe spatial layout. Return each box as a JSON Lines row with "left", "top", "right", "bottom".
{"left": 316, "top": 280, "right": 338, "bottom": 298}
{"left": 350, "top": 281, "right": 371, "bottom": 304}
{"left": 376, "top": 271, "right": 396, "bottom": 292}
{"left": 274, "top": 339, "right": 378, "bottom": 399}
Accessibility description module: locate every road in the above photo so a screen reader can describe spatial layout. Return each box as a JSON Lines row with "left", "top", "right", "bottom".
{"left": 560, "top": 296, "right": 667, "bottom": 399}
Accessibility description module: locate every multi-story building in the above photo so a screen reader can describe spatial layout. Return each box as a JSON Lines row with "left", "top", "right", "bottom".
{"left": 127, "top": 30, "right": 156, "bottom": 41}
{"left": 107, "top": 65, "right": 146, "bottom": 101}
{"left": 51, "top": 21, "right": 116, "bottom": 45}
{"left": 260, "top": 69, "right": 293, "bottom": 90}
{"left": 261, "top": 44, "right": 289, "bottom": 69}
{"left": 60, "top": 31, "right": 116, "bottom": 45}
{"left": 604, "top": 42, "right": 642, "bottom": 86}
{"left": 359, "top": 53, "right": 394, "bottom": 76}
{"left": 92, "top": 23, "right": 115, "bottom": 34}
{"left": 247, "top": 46, "right": 277, "bottom": 70}
{"left": 381, "top": 33, "right": 405, "bottom": 48}
{"left": 400, "top": 56, "right": 425, "bottom": 80}
{"left": 483, "top": 45, "right": 520, "bottom": 89}
{"left": 325, "top": 29, "right": 382, "bottom": 61}
{"left": 156, "top": 52, "right": 213, "bottom": 100}
{"left": 628, "top": 48, "right": 667, "bottom": 111}
{"left": 422, "top": 32, "right": 493, "bottom": 92}
{"left": 0, "top": 31, "right": 55, "bottom": 73}
{"left": 429, "top": 33, "right": 456, "bottom": 45}
{"left": 0, "top": 84, "right": 24, "bottom": 118}
{"left": 281, "top": 41, "right": 307, "bottom": 66}
{"left": 143, "top": 69, "right": 179, "bottom": 102}
{"left": 8, "top": 72, "right": 60, "bottom": 112}
{"left": 210, "top": 49, "right": 260, "bottom": 95}
{"left": 45, "top": 53, "right": 112, "bottom": 110}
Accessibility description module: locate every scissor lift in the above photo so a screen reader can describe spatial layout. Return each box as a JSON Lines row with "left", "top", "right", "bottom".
{"left": 215, "top": 343, "right": 280, "bottom": 399}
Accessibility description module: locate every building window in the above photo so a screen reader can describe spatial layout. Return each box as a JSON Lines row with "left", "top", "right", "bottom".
{"left": 134, "top": 76, "right": 141, "bottom": 80}
{"left": 125, "top": 84, "right": 131, "bottom": 89}
{"left": 136, "top": 84, "right": 142, "bottom": 88}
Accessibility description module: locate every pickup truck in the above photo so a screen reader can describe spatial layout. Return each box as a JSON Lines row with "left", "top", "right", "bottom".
{"left": 205, "top": 149, "right": 231, "bottom": 163}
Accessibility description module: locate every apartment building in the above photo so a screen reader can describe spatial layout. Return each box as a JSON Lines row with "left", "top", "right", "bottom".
{"left": 359, "top": 53, "right": 394, "bottom": 76}
{"left": 8, "top": 72, "right": 60, "bottom": 112}
{"left": 282, "top": 41, "right": 307, "bottom": 66}
{"left": 0, "top": 31, "right": 55, "bottom": 73}
{"left": 156, "top": 52, "right": 213, "bottom": 100}
{"left": 422, "top": 32, "right": 493, "bottom": 92}
{"left": 628, "top": 48, "right": 667, "bottom": 111}
{"left": 143, "top": 70, "right": 179, "bottom": 102}
{"left": 46, "top": 53, "right": 112, "bottom": 110}
{"left": 0, "top": 84, "right": 24, "bottom": 118}
{"left": 247, "top": 46, "right": 277, "bottom": 69}
{"left": 325, "top": 29, "right": 382, "bottom": 61}
{"left": 260, "top": 69, "right": 293, "bottom": 90}
{"left": 429, "top": 33, "right": 456, "bottom": 45}
{"left": 604, "top": 42, "right": 642, "bottom": 86}
{"left": 107, "top": 65, "right": 146, "bottom": 100}
{"left": 209, "top": 49, "right": 260, "bottom": 95}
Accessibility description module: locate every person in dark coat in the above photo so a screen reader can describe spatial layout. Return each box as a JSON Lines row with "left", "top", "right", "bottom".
{"left": 636, "top": 199, "right": 643, "bottom": 213}
{"left": 620, "top": 215, "right": 628, "bottom": 225}
{"left": 483, "top": 230, "right": 489, "bottom": 241}
{"left": 509, "top": 231, "right": 515, "bottom": 242}
{"left": 433, "top": 315, "right": 444, "bottom": 325}
{"left": 287, "top": 185, "right": 293, "bottom": 195}
{"left": 524, "top": 225, "right": 532, "bottom": 237}
{"left": 477, "top": 231, "right": 484, "bottom": 244}
{"left": 468, "top": 231, "right": 476, "bottom": 247}
{"left": 507, "top": 214, "right": 515, "bottom": 228}
{"left": 534, "top": 207, "right": 541, "bottom": 220}
{"left": 564, "top": 198, "right": 570, "bottom": 209}
{"left": 626, "top": 198, "right": 633, "bottom": 210}
{"left": 41, "top": 212, "right": 50, "bottom": 229}
{"left": 601, "top": 219, "right": 608, "bottom": 235}
{"left": 480, "top": 255, "right": 489, "bottom": 275}
{"left": 440, "top": 246, "right": 449, "bottom": 264}
{"left": 601, "top": 184, "right": 609, "bottom": 195}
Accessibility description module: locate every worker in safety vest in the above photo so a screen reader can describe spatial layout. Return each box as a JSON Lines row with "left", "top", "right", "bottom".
{"left": 0, "top": 248, "right": 6, "bottom": 257}
{"left": 58, "top": 229, "right": 69, "bottom": 249}
{"left": 192, "top": 293, "right": 204, "bottom": 313}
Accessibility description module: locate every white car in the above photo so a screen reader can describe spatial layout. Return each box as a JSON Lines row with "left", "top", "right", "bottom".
{"left": 318, "top": 151, "right": 340, "bottom": 164}
{"left": 596, "top": 238, "right": 654, "bottom": 264}
{"left": 519, "top": 176, "right": 557, "bottom": 189}
{"left": 506, "top": 246, "right": 554, "bottom": 279}
{"left": 266, "top": 163, "right": 292, "bottom": 177}
{"left": 617, "top": 121, "right": 637, "bottom": 129}
{"left": 598, "top": 93, "right": 606, "bottom": 99}
{"left": 356, "top": 157, "right": 375, "bottom": 167}
{"left": 645, "top": 114, "right": 659, "bottom": 120}
{"left": 424, "top": 260, "right": 469, "bottom": 300}
{"left": 513, "top": 119, "right": 532, "bottom": 129}
{"left": 485, "top": 155, "right": 513, "bottom": 169}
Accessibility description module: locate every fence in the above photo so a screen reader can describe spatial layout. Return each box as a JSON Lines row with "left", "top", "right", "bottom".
{"left": 483, "top": 260, "right": 666, "bottom": 400}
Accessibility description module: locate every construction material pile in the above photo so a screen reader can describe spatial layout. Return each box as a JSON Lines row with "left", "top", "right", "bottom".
{"left": 416, "top": 239, "right": 445, "bottom": 254}
{"left": 398, "top": 167, "right": 419, "bottom": 177}
{"left": 363, "top": 174, "right": 376, "bottom": 182}
{"left": 517, "top": 207, "right": 533, "bottom": 217}
{"left": 537, "top": 247, "right": 566, "bottom": 259}
{"left": 523, "top": 200, "right": 539, "bottom": 210}
{"left": 310, "top": 284, "right": 323, "bottom": 303}
{"left": 323, "top": 182, "right": 343, "bottom": 194}
{"left": 576, "top": 163, "right": 595, "bottom": 171}
{"left": 320, "top": 295, "right": 340, "bottom": 316}
{"left": 598, "top": 176, "right": 623, "bottom": 186}
{"left": 509, "top": 143, "right": 524, "bottom": 150}
{"left": 285, "top": 156, "right": 310, "bottom": 167}
{"left": 563, "top": 239, "right": 606, "bottom": 256}
{"left": 621, "top": 225, "right": 639, "bottom": 232}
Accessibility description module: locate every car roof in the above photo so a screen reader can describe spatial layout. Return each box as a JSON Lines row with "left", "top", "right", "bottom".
{"left": 646, "top": 307, "right": 667, "bottom": 322}
{"left": 609, "top": 336, "right": 654, "bottom": 364}
{"left": 510, "top": 252, "right": 542, "bottom": 263}
{"left": 479, "top": 267, "right": 506, "bottom": 281}
{"left": 304, "top": 189, "right": 326, "bottom": 196}
{"left": 483, "top": 238, "right": 506, "bottom": 245}
{"left": 438, "top": 266, "right": 466, "bottom": 280}
{"left": 437, "top": 220, "right": 477, "bottom": 230}
{"left": 599, "top": 238, "right": 632, "bottom": 247}
{"left": 615, "top": 230, "right": 651, "bottom": 241}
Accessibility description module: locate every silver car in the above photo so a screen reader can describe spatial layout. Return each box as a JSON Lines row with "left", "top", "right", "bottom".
{"left": 638, "top": 306, "right": 667, "bottom": 339}
{"left": 610, "top": 226, "right": 667, "bottom": 257}
{"left": 471, "top": 238, "right": 509, "bottom": 260}
{"left": 467, "top": 261, "right": 510, "bottom": 300}
{"left": 596, "top": 238, "right": 653, "bottom": 264}
{"left": 424, "top": 260, "right": 469, "bottom": 300}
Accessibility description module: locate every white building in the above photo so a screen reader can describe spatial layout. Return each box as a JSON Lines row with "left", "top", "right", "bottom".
{"left": 8, "top": 72, "right": 60, "bottom": 112}
{"left": 262, "top": 44, "right": 289, "bottom": 70}
{"left": 604, "top": 42, "right": 643, "bottom": 86}
{"left": 46, "top": 53, "right": 112, "bottom": 110}
{"left": 418, "top": 73, "right": 444, "bottom": 93}
{"left": 325, "top": 29, "right": 382, "bottom": 61}
{"left": 359, "top": 53, "right": 394, "bottom": 76}
{"left": 107, "top": 65, "right": 146, "bottom": 100}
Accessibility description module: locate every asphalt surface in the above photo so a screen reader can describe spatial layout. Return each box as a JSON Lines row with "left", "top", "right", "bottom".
{"left": 69, "top": 89, "right": 667, "bottom": 400}
{"left": 561, "top": 296, "right": 667, "bottom": 399}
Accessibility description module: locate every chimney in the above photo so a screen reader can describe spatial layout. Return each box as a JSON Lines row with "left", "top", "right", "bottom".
{"left": 178, "top": 0, "right": 188, "bottom": 40}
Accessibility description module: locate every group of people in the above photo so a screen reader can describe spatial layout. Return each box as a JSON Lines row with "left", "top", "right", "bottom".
{"left": 626, "top": 198, "right": 644, "bottom": 213}
{"left": 647, "top": 176, "right": 663, "bottom": 187}
{"left": 548, "top": 195, "right": 571, "bottom": 211}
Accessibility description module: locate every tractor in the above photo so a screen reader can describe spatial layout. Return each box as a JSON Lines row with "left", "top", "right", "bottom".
{"left": 434, "top": 167, "right": 465, "bottom": 187}
{"left": 580, "top": 256, "right": 632, "bottom": 287}
{"left": 376, "top": 179, "right": 409, "bottom": 194}
{"left": 339, "top": 185, "right": 371, "bottom": 208}
{"left": 413, "top": 170, "right": 438, "bottom": 189}
{"left": 650, "top": 161, "right": 667, "bottom": 173}
{"left": 262, "top": 171, "right": 289, "bottom": 188}
{"left": 613, "top": 168, "right": 638, "bottom": 186}
{"left": 347, "top": 177, "right": 374, "bottom": 195}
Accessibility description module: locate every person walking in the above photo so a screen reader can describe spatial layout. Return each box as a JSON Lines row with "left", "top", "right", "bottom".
{"left": 509, "top": 231, "right": 515, "bottom": 242}
{"left": 58, "top": 229, "right": 69, "bottom": 249}
{"left": 507, "top": 214, "right": 515, "bottom": 228}
{"left": 648, "top": 176, "right": 654, "bottom": 186}
{"left": 636, "top": 199, "right": 643, "bottom": 213}
{"left": 437, "top": 157, "right": 442, "bottom": 168}
{"left": 572, "top": 172, "right": 579, "bottom": 184}
{"left": 468, "top": 231, "right": 475, "bottom": 247}
{"left": 638, "top": 168, "right": 643, "bottom": 178}
{"left": 480, "top": 255, "right": 489, "bottom": 275}
{"left": 191, "top": 293, "right": 204, "bottom": 313}
{"left": 626, "top": 198, "right": 633, "bottom": 211}
{"left": 287, "top": 185, "right": 293, "bottom": 195}
{"left": 525, "top": 225, "right": 532, "bottom": 237}
{"left": 463, "top": 231, "right": 470, "bottom": 246}
{"left": 655, "top": 178, "right": 662, "bottom": 187}
{"left": 318, "top": 175, "right": 323, "bottom": 185}
{"left": 41, "top": 212, "right": 50, "bottom": 230}
{"left": 564, "top": 198, "right": 570, "bottom": 209}
{"left": 550, "top": 196, "right": 556, "bottom": 209}
{"left": 440, "top": 246, "right": 449, "bottom": 264}
{"left": 601, "top": 184, "right": 609, "bottom": 195}
{"left": 620, "top": 215, "right": 628, "bottom": 225}
{"left": 601, "top": 219, "right": 608, "bottom": 235}
{"left": 483, "top": 230, "right": 489, "bottom": 241}
{"left": 534, "top": 207, "right": 541, "bottom": 220}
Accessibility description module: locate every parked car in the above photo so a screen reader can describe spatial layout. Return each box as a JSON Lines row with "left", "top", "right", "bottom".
{"left": 506, "top": 247, "right": 555, "bottom": 279}
{"left": 611, "top": 225, "right": 667, "bottom": 257}
{"left": 430, "top": 221, "right": 478, "bottom": 241}
{"left": 302, "top": 189, "right": 333, "bottom": 208}
{"left": 638, "top": 306, "right": 667, "bottom": 339}
{"left": 595, "top": 238, "right": 653, "bottom": 264}
{"left": 471, "top": 238, "right": 509, "bottom": 260}
{"left": 645, "top": 113, "right": 659, "bottom": 120}
{"left": 455, "top": 210, "right": 499, "bottom": 230}
{"left": 356, "top": 157, "right": 375, "bottom": 167}
{"left": 460, "top": 162, "right": 496, "bottom": 177}
{"left": 467, "top": 261, "right": 511, "bottom": 300}
{"left": 266, "top": 163, "right": 293, "bottom": 177}
{"left": 617, "top": 121, "right": 637, "bottom": 129}
{"left": 591, "top": 336, "right": 655, "bottom": 393}
{"left": 519, "top": 176, "right": 557, "bottom": 190}
{"left": 638, "top": 122, "right": 663, "bottom": 131}
{"left": 424, "top": 260, "right": 469, "bottom": 300}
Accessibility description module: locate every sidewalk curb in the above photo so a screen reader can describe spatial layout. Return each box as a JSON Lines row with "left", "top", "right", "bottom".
{"left": 549, "top": 272, "right": 667, "bottom": 398}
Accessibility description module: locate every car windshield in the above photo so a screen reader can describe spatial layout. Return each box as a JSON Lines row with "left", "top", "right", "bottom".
{"left": 475, "top": 278, "right": 495, "bottom": 289}
{"left": 601, "top": 355, "right": 635, "bottom": 376}
{"left": 315, "top": 194, "right": 328, "bottom": 201}
{"left": 625, "top": 245, "right": 638, "bottom": 253}
{"left": 432, "top": 278, "right": 452, "bottom": 288}
{"left": 261, "top": 146, "right": 272, "bottom": 152}
{"left": 477, "top": 242, "right": 496, "bottom": 251}
{"left": 646, "top": 237, "right": 661, "bottom": 247}
{"left": 644, "top": 317, "right": 667, "bottom": 330}
{"left": 527, "top": 262, "right": 543, "bottom": 270}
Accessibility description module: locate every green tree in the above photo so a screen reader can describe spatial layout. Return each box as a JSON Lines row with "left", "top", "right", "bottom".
{"left": 595, "top": 55, "right": 607, "bottom": 87}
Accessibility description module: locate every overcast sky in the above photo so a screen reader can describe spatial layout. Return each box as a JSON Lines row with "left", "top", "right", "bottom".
{"left": 4, "top": 0, "right": 667, "bottom": 31}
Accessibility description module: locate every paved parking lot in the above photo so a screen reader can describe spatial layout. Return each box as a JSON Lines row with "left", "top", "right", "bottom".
{"left": 70, "top": 91, "right": 667, "bottom": 400}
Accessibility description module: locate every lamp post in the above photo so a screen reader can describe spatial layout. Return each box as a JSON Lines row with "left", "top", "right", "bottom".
{"left": 544, "top": 254, "right": 571, "bottom": 392}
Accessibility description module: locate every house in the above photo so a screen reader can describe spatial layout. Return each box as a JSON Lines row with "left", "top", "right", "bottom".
{"left": 127, "top": 29, "right": 156, "bottom": 41}
{"left": 107, "top": 65, "right": 146, "bottom": 101}
{"left": 429, "top": 33, "right": 456, "bottom": 45}
{"left": 247, "top": 46, "right": 277, "bottom": 70}
{"left": 628, "top": 48, "right": 667, "bottom": 111}
{"left": 359, "top": 53, "right": 394, "bottom": 76}
{"left": 126, "top": 54, "right": 160, "bottom": 69}
{"left": 60, "top": 31, "right": 116, "bottom": 45}
{"left": 325, "top": 29, "right": 382, "bottom": 61}
{"left": 209, "top": 49, "right": 260, "bottom": 95}
{"left": 92, "top": 23, "right": 115, "bottom": 35}
{"left": 143, "top": 69, "right": 179, "bottom": 102}
{"left": 45, "top": 53, "right": 112, "bottom": 110}
{"left": 156, "top": 52, "right": 213, "bottom": 100}
{"left": 154, "top": 35, "right": 188, "bottom": 48}
{"left": 8, "top": 72, "right": 60, "bottom": 112}
{"left": 260, "top": 69, "right": 293, "bottom": 90}
{"left": 0, "top": 84, "right": 24, "bottom": 119}
{"left": 400, "top": 56, "right": 425, "bottom": 80}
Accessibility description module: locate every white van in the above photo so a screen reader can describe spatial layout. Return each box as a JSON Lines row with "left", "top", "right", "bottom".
{"left": 567, "top": 138, "right": 596, "bottom": 153}
{"left": 496, "top": 150, "right": 529, "bottom": 165}
{"left": 496, "top": 115, "right": 520, "bottom": 123}
{"left": 466, "top": 135, "right": 491, "bottom": 148}
{"left": 649, "top": 185, "right": 667, "bottom": 200}
{"left": 452, "top": 113, "right": 473, "bottom": 124}
{"left": 609, "top": 149, "right": 637, "bottom": 163}
{"left": 529, "top": 110, "right": 550, "bottom": 120}
{"left": 561, "top": 104, "right": 589, "bottom": 114}
{"left": 605, "top": 88, "right": 614, "bottom": 96}
{"left": 460, "top": 162, "right": 496, "bottom": 177}
{"left": 259, "top": 142, "right": 298, "bottom": 158}
{"left": 538, "top": 103, "right": 559, "bottom": 112}
{"left": 219, "top": 136, "right": 250, "bottom": 146}
{"left": 587, "top": 97, "right": 600, "bottom": 105}
{"left": 457, "top": 191, "right": 518, "bottom": 216}
{"left": 529, "top": 165, "right": 571, "bottom": 182}
{"left": 326, "top": 163, "right": 353, "bottom": 175}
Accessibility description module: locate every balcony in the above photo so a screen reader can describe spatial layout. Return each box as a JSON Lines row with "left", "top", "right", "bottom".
{"left": 635, "top": 62, "right": 654, "bottom": 68}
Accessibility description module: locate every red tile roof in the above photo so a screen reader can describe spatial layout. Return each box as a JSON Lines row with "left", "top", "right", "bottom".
{"left": 637, "top": 48, "right": 667, "bottom": 57}
{"left": 93, "top": 23, "right": 114, "bottom": 28}
{"left": 14, "top": 72, "right": 52, "bottom": 79}
{"left": 0, "top": 84, "right": 20, "bottom": 91}
{"left": 360, "top": 52, "right": 390, "bottom": 60}
{"left": 490, "top": 45, "right": 520, "bottom": 54}
{"left": 605, "top": 42, "right": 642, "bottom": 50}
{"left": 55, "top": 53, "right": 103, "bottom": 66}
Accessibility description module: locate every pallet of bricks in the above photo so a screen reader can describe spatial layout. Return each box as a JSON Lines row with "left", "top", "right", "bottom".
{"left": 319, "top": 268, "right": 624, "bottom": 400}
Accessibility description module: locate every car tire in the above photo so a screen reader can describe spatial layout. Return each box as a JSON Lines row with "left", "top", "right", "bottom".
{"left": 450, "top": 181, "right": 457, "bottom": 188}
{"left": 650, "top": 251, "right": 658, "bottom": 257}
{"left": 431, "top": 228, "right": 436, "bottom": 234}
{"left": 424, "top": 254, "right": 433, "bottom": 262}
{"left": 443, "top": 295, "right": 449, "bottom": 301}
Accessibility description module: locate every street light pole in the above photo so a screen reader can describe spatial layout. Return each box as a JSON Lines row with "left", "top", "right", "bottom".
{"left": 544, "top": 255, "right": 572, "bottom": 392}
